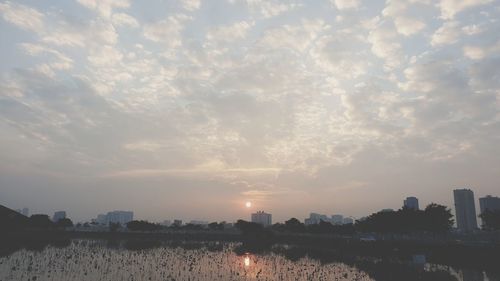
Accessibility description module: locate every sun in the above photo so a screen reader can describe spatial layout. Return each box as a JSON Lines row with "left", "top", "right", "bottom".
{"left": 245, "top": 201, "right": 252, "bottom": 208}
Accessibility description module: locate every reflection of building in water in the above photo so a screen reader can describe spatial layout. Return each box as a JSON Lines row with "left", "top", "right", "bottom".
{"left": 429, "top": 264, "right": 487, "bottom": 281}
{"left": 251, "top": 211, "right": 272, "bottom": 227}
{"left": 460, "top": 269, "right": 485, "bottom": 281}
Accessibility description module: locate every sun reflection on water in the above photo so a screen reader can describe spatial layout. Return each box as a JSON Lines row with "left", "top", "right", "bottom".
{"left": 244, "top": 254, "right": 251, "bottom": 267}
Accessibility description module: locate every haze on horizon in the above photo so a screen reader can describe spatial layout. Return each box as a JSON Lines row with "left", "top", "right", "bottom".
{"left": 0, "top": 0, "right": 499, "bottom": 223}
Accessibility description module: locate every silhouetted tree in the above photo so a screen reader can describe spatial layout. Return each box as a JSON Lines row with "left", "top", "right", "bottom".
{"left": 182, "top": 224, "right": 204, "bottom": 231}
{"left": 235, "top": 220, "right": 264, "bottom": 234}
{"left": 423, "top": 203, "right": 454, "bottom": 232}
{"left": 479, "top": 210, "right": 500, "bottom": 230}
{"left": 235, "top": 220, "right": 274, "bottom": 251}
{"left": 55, "top": 218, "right": 73, "bottom": 228}
{"left": 271, "top": 222, "right": 286, "bottom": 232}
{"left": 28, "top": 214, "right": 54, "bottom": 229}
{"left": 208, "top": 222, "right": 224, "bottom": 230}
{"left": 355, "top": 204, "right": 453, "bottom": 233}
{"left": 109, "top": 222, "right": 120, "bottom": 232}
{"left": 284, "top": 218, "right": 306, "bottom": 233}
{"left": 307, "top": 220, "right": 335, "bottom": 234}
{"left": 126, "top": 220, "right": 161, "bottom": 231}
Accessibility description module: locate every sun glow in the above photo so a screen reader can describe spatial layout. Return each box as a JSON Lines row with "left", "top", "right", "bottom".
{"left": 245, "top": 201, "right": 252, "bottom": 208}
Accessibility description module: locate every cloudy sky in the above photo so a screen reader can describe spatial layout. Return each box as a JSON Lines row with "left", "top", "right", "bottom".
{"left": 0, "top": 0, "right": 499, "bottom": 223}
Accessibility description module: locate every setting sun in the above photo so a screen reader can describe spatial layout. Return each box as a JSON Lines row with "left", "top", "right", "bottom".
{"left": 245, "top": 202, "right": 252, "bottom": 208}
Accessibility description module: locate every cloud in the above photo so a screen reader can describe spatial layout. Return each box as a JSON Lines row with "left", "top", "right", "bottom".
{"left": 206, "top": 21, "right": 254, "bottom": 44}
{"left": 331, "top": 0, "right": 361, "bottom": 10}
{"left": 439, "top": 0, "right": 493, "bottom": 19}
{"left": 0, "top": 1, "right": 44, "bottom": 32}
{"left": 2, "top": 0, "right": 500, "bottom": 221}
{"left": 393, "top": 17, "right": 426, "bottom": 36}
{"left": 257, "top": 19, "right": 328, "bottom": 53}
{"left": 77, "top": 0, "right": 130, "bottom": 18}
{"left": 367, "top": 22, "right": 403, "bottom": 70}
{"left": 181, "top": 0, "right": 201, "bottom": 11}
{"left": 431, "top": 21, "right": 461, "bottom": 46}
{"left": 143, "top": 15, "right": 191, "bottom": 48}
{"left": 111, "top": 13, "right": 139, "bottom": 28}
{"left": 18, "top": 43, "right": 73, "bottom": 77}
{"left": 239, "top": 0, "right": 301, "bottom": 18}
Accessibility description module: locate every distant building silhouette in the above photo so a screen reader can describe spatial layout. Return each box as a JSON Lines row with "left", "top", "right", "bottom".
{"left": 93, "top": 211, "right": 133, "bottom": 225}
{"left": 305, "top": 213, "right": 329, "bottom": 225}
{"left": 189, "top": 220, "right": 208, "bottom": 226}
{"left": 251, "top": 211, "right": 272, "bottom": 227}
{"left": 52, "top": 211, "right": 67, "bottom": 222}
{"left": 106, "top": 211, "right": 133, "bottom": 225}
{"left": 331, "top": 214, "right": 343, "bottom": 225}
{"left": 403, "top": 197, "right": 419, "bottom": 210}
{"left": 453, "top": 189, "right": 478, "bottom": 232}
{"left": 479, "top": 195, "right": 500, "bottom": 214}
{"left": 342, "top": 217, "right": 354, "bottom": 224}
{"left": 173, "top": 219, "right": 182, "bottom": 227}
{"left": 305, "top": 213, "right": 353, "bottom": 225}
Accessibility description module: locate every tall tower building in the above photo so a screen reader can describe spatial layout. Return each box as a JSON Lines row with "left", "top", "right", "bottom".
{"left": 453, "top": 189, "right": 478, "bottom": 232}
{"left": 403, "top": 197, "right": 419, "bottom": 210}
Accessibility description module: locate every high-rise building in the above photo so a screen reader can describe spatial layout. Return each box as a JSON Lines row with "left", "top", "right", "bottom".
{"left": 52, "top": 211, "right": 67, "bottom": 222}
{"left": 453, "top": 189, "right": 478, "bottom": 232}
{"left": 479, "top": 195, "right": 500, "bottom": 214}
{"left": 251, "top": 211, "right": 272, "bottom": 227}
{"left": 403, "top": 197, "right": 419, "bottom": 210}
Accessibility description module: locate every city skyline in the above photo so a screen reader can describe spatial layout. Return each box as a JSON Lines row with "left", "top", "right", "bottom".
{"left": 1, "top": 0, "right": 500, "bottom": 223}
{"left": 8, "top": 189, "right": 499, "bottom": 225}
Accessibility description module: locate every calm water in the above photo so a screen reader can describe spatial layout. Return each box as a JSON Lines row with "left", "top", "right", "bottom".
{"left": 0, "top": 240, "right": 496, "bottom": 281}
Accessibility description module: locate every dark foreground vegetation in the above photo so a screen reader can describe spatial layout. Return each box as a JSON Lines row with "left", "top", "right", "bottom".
{"left": 1, "top": 230, "right": 498, "bottom": 281}
{"left": 2, "top": 203, "right": 500, "bottom": 281}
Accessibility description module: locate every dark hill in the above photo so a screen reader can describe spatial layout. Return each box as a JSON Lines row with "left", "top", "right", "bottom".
{"left": 0, "top": 204, "right": 28, "bottom": 231}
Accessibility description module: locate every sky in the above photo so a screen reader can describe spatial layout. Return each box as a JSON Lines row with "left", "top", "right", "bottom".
{"left": 0, "top": 0, "right": 499, "bottom": 223}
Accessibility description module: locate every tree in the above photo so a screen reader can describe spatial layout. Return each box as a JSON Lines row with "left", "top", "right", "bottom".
{"left": 423, "top": 203, "right": 454, "bottom": 233}
{"left": 284, "top": 218, "right": 305, "bottom": 233}
{"left": 126, "top": 220, "right": 161, "bottom": 231}
{"left": 235, "top": 220, "right": 264, "bottom": 234}
{"left": 55, "top": 218, "right": 74, "bottom": 228}
{"left": 208, "top": 222, "right": 224, "bottom": 231}
{"left": 109, "top": 222, "right": 120, "bottom": 232}
{"left": 355, "top": 204, "right": 454, "bottom": 234}
{"left": 479, "top": 210, "right": 500, "bottom": 230}
{"left": 28, "top": 214, "right": 54, "bottom": 229}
